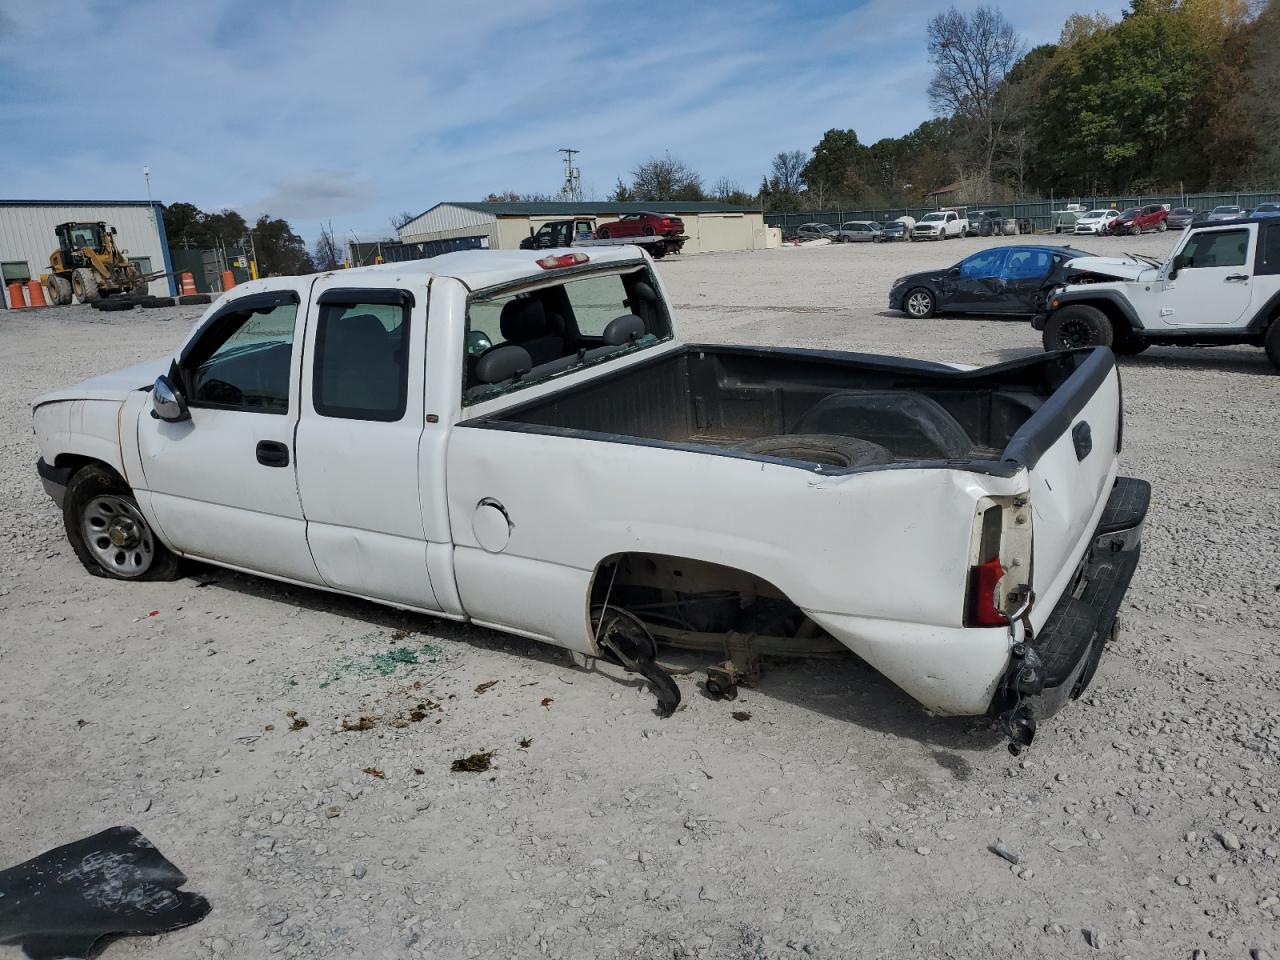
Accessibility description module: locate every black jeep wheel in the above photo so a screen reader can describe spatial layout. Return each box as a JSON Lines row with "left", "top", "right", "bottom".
{"left": 1043, "top": 304, "right": 1114, "bottom": 352}
{"left": 1264, "top": 319, "right": 1280, "bottom": 371}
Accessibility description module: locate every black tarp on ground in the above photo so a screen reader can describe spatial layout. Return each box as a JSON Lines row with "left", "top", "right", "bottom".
{"left": 0, "top": 826, "right": 210, "bottom": 959}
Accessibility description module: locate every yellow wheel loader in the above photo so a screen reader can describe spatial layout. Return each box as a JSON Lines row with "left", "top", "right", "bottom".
{"left": 46, "top": 221, "right": 154, "bottom": 305}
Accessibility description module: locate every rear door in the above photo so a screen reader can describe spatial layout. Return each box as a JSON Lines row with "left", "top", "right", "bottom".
{"left": 999, "top": 248, "right": 1056, "bottom": 313}
{"left": 1164, "top": 226, "right": 1255, "bottom": 326}
{"left": 292, "top": 278, "right": 440, "bottom": 610}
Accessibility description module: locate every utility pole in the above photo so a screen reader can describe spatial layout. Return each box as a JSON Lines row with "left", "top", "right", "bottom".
{"left": 558, "top": 148, "right": 581, "bottom": 202}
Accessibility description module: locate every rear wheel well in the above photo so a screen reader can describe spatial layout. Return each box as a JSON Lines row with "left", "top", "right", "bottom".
{"left": 587, "top": 552, "right": 836, "bottom": 657}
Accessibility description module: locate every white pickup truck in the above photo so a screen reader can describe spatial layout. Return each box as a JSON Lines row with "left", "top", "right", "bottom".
{"left": 911, "top": 210, "right": 969, "bottom": 241}
{"left": 32, "top": 246, "right": 1148, "bottom": 750}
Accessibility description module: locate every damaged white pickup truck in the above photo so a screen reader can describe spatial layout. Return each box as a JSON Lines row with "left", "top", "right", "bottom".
{"left": 33, "top": 247, "right": 1148, "bottom": 751}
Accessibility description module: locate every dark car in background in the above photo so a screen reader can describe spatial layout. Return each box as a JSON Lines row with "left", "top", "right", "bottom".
{"left": 595, "top": 211, "right": 684, "bottom": 239}
{"left": 784, "top": 222, "right": 839, "bottom": 242}
{"left": 878, "top": 219, "right": 911, "bottom": 242}
{"left": 1106, "top": 204, "right": 1169, "bottom": 235}
{"left": 1166, "top": 207, "right": 1198, "bottom": 229}
{"left": 1250, "top": 202, "right": 1280, "bottom": 219}
{"left": 889, "top": 245, "right": 1092, "bottom": 319}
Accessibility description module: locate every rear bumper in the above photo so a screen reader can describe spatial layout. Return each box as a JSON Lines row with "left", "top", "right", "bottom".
{"left": 998, "top": 476, "right": 1150, "bottom": 724}
{"left": 37, "top": 457, "right": 73, "bottom": 508}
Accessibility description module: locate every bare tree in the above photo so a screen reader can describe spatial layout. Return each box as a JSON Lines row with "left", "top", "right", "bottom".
{"left": 389, "top": 210, "right": 417, "bottom": 232}
{"left": 927, "top": 5, "right": 1022, "bottom": 192}
{"left": 631, "top": 152, "right": 704, "bottom": 201}
{"left": 314, "top": 222, "right": 342, "bottom": 271}
{"left": 770, "top": 151, "right": 808, "bottom": 195}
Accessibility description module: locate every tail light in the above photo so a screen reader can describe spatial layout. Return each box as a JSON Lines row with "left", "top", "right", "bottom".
{"left": 965, "top": 505, "right": 1007, "bottom": 626}
{"left": 536, "top": 252, "right": 589, "bottom": 269}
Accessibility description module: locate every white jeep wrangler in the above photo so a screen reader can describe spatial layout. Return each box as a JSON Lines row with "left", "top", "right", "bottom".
{"left": 1035, "top": 217, "right": 1280, "bottom": 369}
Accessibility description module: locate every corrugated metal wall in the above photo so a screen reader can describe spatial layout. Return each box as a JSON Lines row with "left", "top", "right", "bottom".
{"left": 399, "top": 204, "right": 497, "bottom": 243}
{"left": 0, "top": 202, "right": 173, "bottom": 307}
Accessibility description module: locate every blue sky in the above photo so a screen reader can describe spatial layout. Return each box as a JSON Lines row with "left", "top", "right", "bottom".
{"left": 0, "top": 1, "right": 1130, "bottom": 244}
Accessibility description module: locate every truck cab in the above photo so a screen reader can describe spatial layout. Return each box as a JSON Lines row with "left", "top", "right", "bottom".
{"left": 1036, "top": 218, "right": 1280, "bottom": 368}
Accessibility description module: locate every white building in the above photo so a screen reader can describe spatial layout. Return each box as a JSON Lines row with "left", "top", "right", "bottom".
{"left": 0, "top": 200, "right": 175, "bottom": 308}
{"left": 399, "top": 201, "right": 767, "bottom": 255}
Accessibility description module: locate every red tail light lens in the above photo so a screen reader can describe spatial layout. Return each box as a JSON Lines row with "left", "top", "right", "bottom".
{"left": 966, "top": 556, "right": 1008, "bottom": 627}
{"left": 536, "top": 252, "right": 589, "bottom": 269}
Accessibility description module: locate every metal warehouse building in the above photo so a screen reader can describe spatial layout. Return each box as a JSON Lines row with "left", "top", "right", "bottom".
{"left": 0, "top": 200, "right": 174, "bottom": 308}
{"left": 398, "top": 201, "right": 767, "bottom": 255}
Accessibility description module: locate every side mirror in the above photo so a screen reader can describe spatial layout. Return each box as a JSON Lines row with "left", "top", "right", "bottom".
{"left": 1169, "top": 254, "right": 1188, "bottom": 279}
{"left": 151, "top": 374, "right": 190, "bottom": 422}
{"left": 947, "top": 265, "right": 961, "bottom": 277}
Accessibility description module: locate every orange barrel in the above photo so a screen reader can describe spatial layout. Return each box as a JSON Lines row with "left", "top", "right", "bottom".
{"left": 6, "top": 281, "right": 26, "bottom": 308}
{"left": 26, "top": 280, "right": 48, "bottom": 307}
{"left": 180, "top": 272, "right": 197, "bottom": 296}
{"left": 221, "top": 269, "right": 236, "bottom": 291}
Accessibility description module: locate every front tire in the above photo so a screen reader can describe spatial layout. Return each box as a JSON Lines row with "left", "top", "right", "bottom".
{"left": 904, "top": 287, "right": 936, "bottom": 319}
{"left": 63, "top": 465, "right": 181, "bottom": 580}
{"left": 597, "top": 227, "right": 610, "bottom": 239}
{"left": 1042, "top": 305, "right": 1114, "bottom": 352}
{"left": 1157, "top": 220, "right": 1168, "bottom": 232}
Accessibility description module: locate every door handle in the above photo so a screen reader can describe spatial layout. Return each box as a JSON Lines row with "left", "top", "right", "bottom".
{"left": 256, "top": 440, "right": 290, "bottom": 467}
{"left": 1224, "top": 274, "right": 1248, "bottom": 282}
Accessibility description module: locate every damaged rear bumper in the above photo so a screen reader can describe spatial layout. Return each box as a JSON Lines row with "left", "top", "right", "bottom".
{"left": 995, "top": 476, "right": 1150, "bottom": 732}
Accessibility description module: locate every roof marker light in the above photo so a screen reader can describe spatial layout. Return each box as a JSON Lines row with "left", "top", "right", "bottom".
{"left": 536, "top": 252, "right": 589, "bottom": 270}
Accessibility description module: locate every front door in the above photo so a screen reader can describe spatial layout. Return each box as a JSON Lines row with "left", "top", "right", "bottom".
{"left": 1164, "top": 227, "right": 1255, "bottom": 326}
{"left": 949, "top": 248, "right": 1009, "bottom": 312}
{"left": 134, "top": 286, "right": 323, "bottom": 584}
{"left": 292, "top": 279, "right": 440, "bottom": 611}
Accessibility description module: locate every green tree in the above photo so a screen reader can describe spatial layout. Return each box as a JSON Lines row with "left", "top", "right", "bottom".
{"left": 161, "top": 202, "right": 207, "bottom": 248}
{"left": 252, "top": 215, "right": 314, "bottom": 276}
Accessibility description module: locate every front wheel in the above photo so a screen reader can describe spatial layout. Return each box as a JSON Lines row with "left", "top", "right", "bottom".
{"left": 63, "top": 465, "right": 181, "bottom": 580}
{"left": 1130, "top": 224, "right": 1141, "bottom": 236}
{"left": 1157, "top": 220, "right": 1168, "bottom": 232}
{"left": 597, "top": 227, "right": 610, "bottom": 239}
{"left": 904, "top": 287, "right": 936, "bottom": 319}
{"left": 1042, "top": 305, "right": 1114, "bottom": 352}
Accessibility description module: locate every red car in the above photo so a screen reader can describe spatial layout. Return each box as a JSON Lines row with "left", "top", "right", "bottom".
{"left": 595, "top": 211, "right": 684, "bottom": 239}
{"left": 1106, "top": 203, "right": 1169, "bottom": 235}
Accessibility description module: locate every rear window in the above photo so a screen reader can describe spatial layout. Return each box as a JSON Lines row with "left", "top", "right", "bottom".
{"left": 463, "top": 265, "right": 673, "bottom": 404}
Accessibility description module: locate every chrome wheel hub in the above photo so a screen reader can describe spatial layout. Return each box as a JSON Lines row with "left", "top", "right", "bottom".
{"left": 82, "top": 495, "right": 154, "bottom": 577}
{"left": 907, "top": 292, "right": 931, "bottom": 317}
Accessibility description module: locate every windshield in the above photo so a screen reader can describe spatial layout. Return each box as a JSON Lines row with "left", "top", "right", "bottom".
{"left": 1119, "top": 208, "right": 1138, "bottom": 218}
{"left": 1085, "top": 210, "right": 1109, "bottom": 218}
{"left": 464, "top": 264, "right": 673, "bottom": 404}
{"left": 920, "top": 213, "right": 947, "bottom": 222}
{"left": 1213, "top": 206, "right": 1238, "bottom": 214}
{"left": 1172, "top": 208, "right": 1193, "bottom": 215}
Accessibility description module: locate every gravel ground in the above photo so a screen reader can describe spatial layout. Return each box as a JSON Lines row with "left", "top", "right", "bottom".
{"left": 1, "top": 233, "right": 1277, "bottom": 960}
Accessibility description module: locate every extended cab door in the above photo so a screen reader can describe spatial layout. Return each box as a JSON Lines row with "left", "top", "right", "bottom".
{"left": 134, "top": 286, "right": 323, "bottom": 583}
{"left": 1164, "top": 225, "right": 1255, "bottom": 326}
{"left": 292, "top": 279, "right": 441, "bottom": 611}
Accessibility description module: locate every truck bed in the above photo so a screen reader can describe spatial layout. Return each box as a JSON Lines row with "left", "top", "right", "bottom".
{"left": 469, "top": 344, "right": 1111, "bottom": 475}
